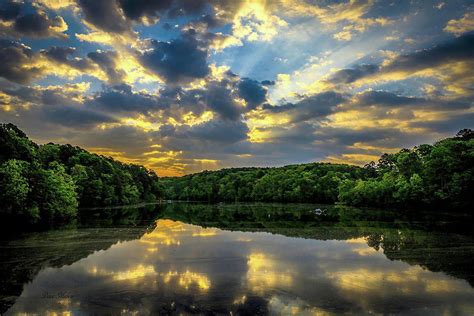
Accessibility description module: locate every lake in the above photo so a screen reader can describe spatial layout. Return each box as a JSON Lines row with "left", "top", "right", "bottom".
{"left": 1, "top": 203, "right": 474, "bottom": 315}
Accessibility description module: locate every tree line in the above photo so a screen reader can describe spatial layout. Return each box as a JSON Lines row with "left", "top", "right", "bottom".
{"left": 1, "top": 122, "right": 471, "bottom": 230}
{"left": 163, "top": 129, "right": 473, "bottom": 211}
{"left": 0, "top": 123, "right": 163, "bottom": 228}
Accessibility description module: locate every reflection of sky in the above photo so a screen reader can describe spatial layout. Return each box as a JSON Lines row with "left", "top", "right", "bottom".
{"left": 6, "top": 220, "right": 474, "bottom": 315}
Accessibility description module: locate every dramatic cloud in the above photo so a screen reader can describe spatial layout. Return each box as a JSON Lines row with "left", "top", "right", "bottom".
{"left": 158, "top": 119, "right": 249, "bottom": 148}
{"left": 0, "top": 1, "right": 21, "bottom": 21}
{"left": 382, "top": 32, "right": 474, "bottom": 74}
{"left": 0, "top": 0, "right": 473, "bottom": 175}
{"left": 237, "top": 78, "right": 268, "bottom": 109}
{"left": 0, "top": 1, "right": 68, "bottom": 38}
{"left": 76, "top": 0, "right": 216, "bottom": 34}
{"left": 329, "top": 64, "right": 379, "bottom": 85}
{"left": 444, "top": 11, "right": 474, "bottom": 36}
{"left": 0, "top": 40, "right": 43, "bottom": 84}
{"left": 41, "top": 46, "right": 92, "bottom": 70}
{"left": 262, "top": 91, "right": 346, "bottom": 123}
{"left": 139, "top": 31, "right": 210, "bottom": 84}
{"left": 77, "top": 0, "right": 130, "bottom": 33}
{"left": 411, "top": 112, "right": 474, "bottom": 133}
{"left": 1, "top": 83, "right": 115, "bottom": 128}
{"left": 351, "top": 90, "right": 471, "bottom": 110}
{"left": 88, "top": 84, "right": 166, "bottom": 114}
{"left": 201, "top": 81, "right": 243, "bottom": 120}
{"left": 328, "top": 32, "right": 474, "bottom": 88}
{"left": 87, "top": 50, "right": 126, "bottom": 84}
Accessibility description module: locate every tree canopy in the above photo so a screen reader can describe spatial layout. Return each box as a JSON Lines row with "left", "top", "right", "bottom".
{"left": 0, "top": 123, "right": 163, "bottom": 228}
{"left": 163, "top": 129, "right": 473, "bottom": 212}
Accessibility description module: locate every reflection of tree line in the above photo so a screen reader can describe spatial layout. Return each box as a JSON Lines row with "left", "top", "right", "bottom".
{"left": 0, "top": 212, "right": 157, "bottom": 314}
{"left": 1, "top": 202, "right": 473, "bottom": 313}
{"left": 367, "top": 231, "right": 474, "bottom": 287}
{"left": 159, "top": 203, "right": 474, "bottom": 286}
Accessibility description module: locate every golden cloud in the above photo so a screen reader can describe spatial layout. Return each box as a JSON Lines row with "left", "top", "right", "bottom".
{"left": 444, "top": 11, "right": 474, "bottom": 36}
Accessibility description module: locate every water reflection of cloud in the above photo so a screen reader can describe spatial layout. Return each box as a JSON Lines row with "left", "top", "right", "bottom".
{"left": 89, "top": 264, "right": 158, "bottom": 281}
{"left": 177, "top": 270, "right": 211, "bottom": 291}
{"left": 268, "top": 296, "right": 335, "bottom": 316}
{"left": 5, "top": 219, "right": 474, "bottom": 315}
{"left": 246, "top": 252, "right": 293, "bottom": 294}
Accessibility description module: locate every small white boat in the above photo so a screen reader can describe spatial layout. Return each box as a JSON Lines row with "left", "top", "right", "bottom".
{"left": 312, "top": 208, "right": 324, "bottom": 215}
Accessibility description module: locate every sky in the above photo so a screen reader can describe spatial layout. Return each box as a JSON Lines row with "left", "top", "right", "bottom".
{"left": 0, "top": 0, "right": 473, "bottom": 176}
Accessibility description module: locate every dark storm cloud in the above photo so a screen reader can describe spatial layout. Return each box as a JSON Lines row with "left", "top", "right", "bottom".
{"left": 156, "top": 118, "right": 249, "bottom": 153}
{"left": 119, "top": 0, "right": 211, "bottom": 21}
{"left": 383, "top": 31, "right": 474, "bottom": 73}
{"left": 352, "top": 90, "right": 471, "bottom": 110}
{"left": 41, "top": 47, "right": 126, "bottom": 84}
{"left": 354, "top": 91, "right": 422, "bottom": 107}
{"left": 87, "top": 50, "right": 125, "bottom": 84}
{"left": 0, "top": 40, "right": 42, "bottom": 84}
{"left": 86, "top": 76, "right": 250, "bottom": 121}
{"left": 329, "top": 32, "right": 474, "bottom": 86}
{"left": 328, "top": 64, "right": 379, "bottom": 85}
{"left": 4, "top": 84, "right": 67, "bottom": 105}
{"left": 191, "top": 13, "right": 224, "bottom": 29}
{"left": 13, "top": 12, "right": 66, "bottom": 38}
{"left": 41, "top": 46, "right": 92, "bottom": 70}
{"left": 290, "top": 92, "right": 346, "bottom": 122}
{"left": 149, "top": 78, "right": 246, "bottom": 121}
{"left": 202, "top": 81, "right": 243, "bottom": 120}
{"left": 138, "top": 31, "right": 210, "bottom": 84}
{"left": 118, "top": 0, "right": 172, "bottom": 21}
{"left": 411, "top": 112, "right": 474, "bottom": 133}
{"left": 0, "top": 0, "right": 21, "bottom": 21}
{"left": 2, "top": 44, "right": 125, "bottom": 85}
{"left": 76, "top": 0, "right": 213, "bottom": 33}
{"left": 254, "top": 122, "right": 319, "bottom": 145}
{"left": 77, "top": 0, "right": 130, "bottom": 33}
{"left": 261, "top": 80, "right": 275, "bottom": 86}
{"left": 323, "top": 127, "right": 404, "bottom": 145}
{"left": 317, "top": 127, "right": 425, "bottom": 149}
{"left": 0, "top": 1, "right": 67, "bottom": 39}
{"left": 88, "top": 84, "right": 167, "bottom": 114}
{"left": 237, "top": 78, "right": 268, "bottom": 109}
{"left": 185, "top": 119, "right": 249, "bottom": 143}
{"left": 245, "top": 124, "right": 425, "bottom": 159}
{"left": 39, "top": 104, "right": 115, "bottom": 128}
{"left": 1, "top": 84, "right": 116, "bottom": 128}
{"left": 263, "top": 91, "right": 346, "bottom": 123}
{"left": 77, "top": 125, "right": 153, "bottom": 155}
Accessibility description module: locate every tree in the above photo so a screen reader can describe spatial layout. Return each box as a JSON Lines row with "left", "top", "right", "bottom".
{"left": 0, "top": 123, "right": 37, "bottom": 163}
{"left": 456, "top": 128, "right": 474, "bottom": 140}
{"left": 0, "top": 159, "right": 39, "bottom": 223}
{"left": 32, "top": 162, "right": 78, "bottom": 223}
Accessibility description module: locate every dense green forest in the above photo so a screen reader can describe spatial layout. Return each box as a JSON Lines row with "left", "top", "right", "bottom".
{"left": 163, "top": 129, "right": 473, "bottom": 211}
{"left": 0, "top": 123, "right": 163, "bottom": 227}
{"left": 1, "top": 123, "right": 472, "bottom": 229}
{"left": 163, "top": 164, "right": 369, "bottom": 203}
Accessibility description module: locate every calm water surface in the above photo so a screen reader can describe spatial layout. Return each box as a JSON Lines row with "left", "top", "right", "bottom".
{"left": 1, "top": 203, "right": 473, "bottom": 315}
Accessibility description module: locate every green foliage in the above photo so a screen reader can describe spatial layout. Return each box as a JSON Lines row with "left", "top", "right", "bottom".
{"left": 0, "top": 124, "right": 163, "bottom": 229}
{"left": 338, "top": 129, "right": 474, "bottom": 211}
{"left": 0, "top": 159, "right": 37, "bottom": 222}
{"left": 164, "top": 129, "right": 473, "bottom": 211}
{"left": 163, "top": 163, "right": 368, "bottom": 203}
{"left": 32, "top": 162, "right": 78, "bottom": 223}
{"left": 0, "top": 123, "right": 37, "bottom": 163}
